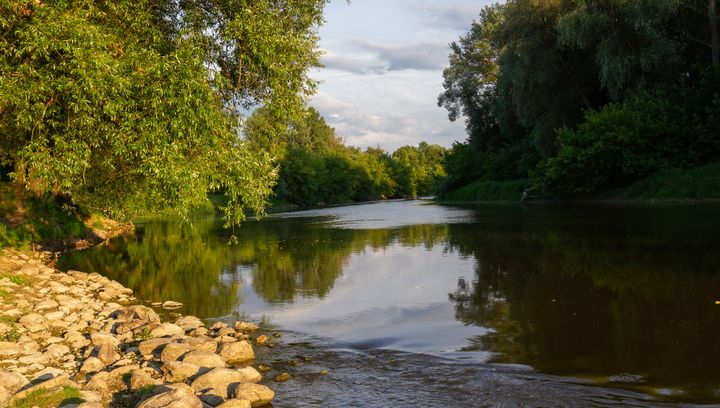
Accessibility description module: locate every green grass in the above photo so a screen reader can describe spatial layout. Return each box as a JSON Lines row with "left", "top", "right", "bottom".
{"left": 621, "top": 162, "right": 720, "bottom": 200}
{"left": 11, "top": 386, "right": 83, "bottom": 408}
{"left": 442, "top": 179, "right": 531, "bottom": 202}
{"left": 0, "top": 273, "right": 29, "bottom": 286}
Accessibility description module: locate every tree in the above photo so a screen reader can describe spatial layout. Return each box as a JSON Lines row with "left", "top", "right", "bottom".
{"left": 0, "top": 0, "right": 328, "bottom": 228}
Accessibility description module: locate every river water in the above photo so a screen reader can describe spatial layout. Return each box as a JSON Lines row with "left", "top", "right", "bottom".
{"left": 58, "top": 200, "right": 720, "bottom": 407}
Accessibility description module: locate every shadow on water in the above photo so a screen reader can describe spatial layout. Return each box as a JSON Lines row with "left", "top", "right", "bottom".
{"left": 58, "top": 201, "right": 720, "bottom": 405}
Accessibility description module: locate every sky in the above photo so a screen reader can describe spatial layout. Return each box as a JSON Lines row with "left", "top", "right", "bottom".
{"left": 308, "top": 0, "right": 495, "bottom": 152}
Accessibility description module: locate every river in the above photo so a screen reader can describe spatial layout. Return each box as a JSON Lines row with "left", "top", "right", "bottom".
{"left": 58, "top": 200, "right": 720, "bottom": 407}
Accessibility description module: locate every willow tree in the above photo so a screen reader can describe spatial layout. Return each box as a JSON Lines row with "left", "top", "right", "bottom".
{"left": 0, "top": 0, "right": 328, "bottom": 228}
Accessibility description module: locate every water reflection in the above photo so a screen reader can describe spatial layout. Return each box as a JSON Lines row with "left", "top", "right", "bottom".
{"left": 58, "top": 202, "right": 720, "bottom": 402}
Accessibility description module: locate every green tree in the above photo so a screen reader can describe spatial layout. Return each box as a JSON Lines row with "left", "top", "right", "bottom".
{"left": 0, "top": 0, "right": 328, "bottom": 228}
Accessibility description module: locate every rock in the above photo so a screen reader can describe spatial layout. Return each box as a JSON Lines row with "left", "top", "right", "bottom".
{"left": 231, "top": 383, "right": 274, "bottom": 407}
{"left": 190, "top": 367, "right": 261, "bottom": 393}
{"left": 162, "top": 361, "right": 200, "bottom": 383}
{"left": 96, "top": 343, "right": 120, "bottom": 366}
{"left": 34, "top": 299, "right": 59, "bottom": 311}
{"left": 43, "top": 343, "right": 71, "bottom": 361}
{"left": 254, "top": 336, "right": 268, "bottom": 346}
{"left": 90, "top": 332, "right": 120, "bottom": 348}
{"left": 216, "top": 400, "right": 251, "bottom": 408}
{"left": 273, "top": 372, "right": 291, "bottom": 382}
{"left": 180, "top": 336, "right": 217, "bottom": 354}
{"left": 18, "top": 313, "right": 45, "bottom": 325}
{"left": 139, "top": 338, "right": 175, "bottom": 355}
{"left": 80, "top": 357, "right": 106, "bottom": 373}
{"left": 151, "top": 323, "right": 185, "bottom": 338}
{"left": 175, "top": 316, "right": 203, "bottom": 331}
{"left": 136, "top": 384, "right": 202, "bottom": 408}
{"left": 0, "top": 342, "right": 21, "bottom": 357}
{"left": 160, "top": 343, "right": 192, "bottom": 363}
{"left": 234, "top": 322, "right": 258, "bottom": 333}
{"left": 77, "top": 402, "right": 103, "bottom": 408}
{"left": 162, "top": 301, "right": 183, "bottom": 310}
{"left": 0, "top": 370, "right": 29, "bottom": 394}
{"left": 217, "top": 341, "right": 254, "bottom": 363}
{"left": 181, "top": 351, "right": 225, "bottom": 369}
{"left": 130, "top": 369, "right": 159, "bottom": 390}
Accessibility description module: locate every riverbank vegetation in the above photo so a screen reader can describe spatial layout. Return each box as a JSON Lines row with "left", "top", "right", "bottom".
{"left": 244, "top": 107, "right": 447, "bottom": 207}
{"left": 438, "top": 0, "right": 720, "bottom": 201}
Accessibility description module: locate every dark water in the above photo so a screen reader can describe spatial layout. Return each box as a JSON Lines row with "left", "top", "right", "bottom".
{"left": 58, "top": 200, "right": 720, "bottom": 406}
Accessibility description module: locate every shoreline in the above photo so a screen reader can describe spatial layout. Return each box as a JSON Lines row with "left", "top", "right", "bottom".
{"left": 0, "top": 247, "right": 280, "bottom": 408}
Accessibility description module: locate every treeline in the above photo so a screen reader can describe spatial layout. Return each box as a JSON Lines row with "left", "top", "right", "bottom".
{"left": 244, "top": 107, "right": 446, "bottom": 207}
{"left": 439, "top": 0, "right": 720, "bottom": 197}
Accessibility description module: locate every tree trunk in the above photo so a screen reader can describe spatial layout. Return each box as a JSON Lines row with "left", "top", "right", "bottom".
{"left": 711, "top": 0, "right": 719, "bottom": 66}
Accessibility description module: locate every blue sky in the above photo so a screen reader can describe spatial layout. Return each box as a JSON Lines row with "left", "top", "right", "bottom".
{"left": 308, "top": 0, "right": 495, "bottom": 152}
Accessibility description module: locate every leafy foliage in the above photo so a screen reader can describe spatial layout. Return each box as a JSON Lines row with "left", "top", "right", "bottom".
{"left": 0, "top": 0, "right": 328, "bottom": 228}
{"left": 439, "top": 0, "right": 720, "bottom": 199}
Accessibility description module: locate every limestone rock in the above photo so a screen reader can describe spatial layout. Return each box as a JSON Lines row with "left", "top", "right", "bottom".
{"left": 217, "top": 341, "right": 254, "bottom": 363}
{"left": 90, "top": 333, "right": 120, "bottom": 348}
{"left": 162, "top": 361, "right": 200, "bottom": 383}
{"left": 233, "top": 322, "right": 258, "bottom": 333}
{"left": 231, "top": 383, "right": 274, "bottom": 407}
{"left": 0, "top": 370, "right": 29, "bottom": 394}
{"left": 181, "top": 351, "right": 225, "bottom": 369}
{"left": 80, "top": 357, "right": 106, "bottom": 374}
{"left": 139, "top": 338, "right": 175, "bottom": 356}
{"left": 216, "top": 400, "right": 251, "bottom": 408}
{"left": 96, "top": 343, "right": 120, "bottom": 366}
{"left": 136, "top": 384, "right": 202, "bottom": 408}
{"left": 0, "top": 342, "right": 21, "bottom": 357}
{"left": 162, "top": 301, "right": 183, "bottom": 310}
{"left": 151, "top": 323, "right": 185, "bottom": 338}
{"left": 190, "top": 367, "right": 261, "bottom": 393}
{"left": 175, "top": 316, "right": 203, "bottom": 331}
{"left": 160, "top": 343, "right": 191, "bottom": 363}
{"left": 130, "top": 369, "right": 159, "bottom": 391}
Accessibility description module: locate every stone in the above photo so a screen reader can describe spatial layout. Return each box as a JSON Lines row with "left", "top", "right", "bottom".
{"left": 130, "top": 369, "right": 159, "bottom": 390}
{"left": 34, "top": 299, "right": 59, "bottom": 311}
{"left": 162, "top": 301, "right": 183, "bottom": 310}
{"left": 233, "top": 322, "right": 258, "bottom": 333}
{"left": 231, "top": 383, "right": 274, "bottom": 407}
{"left": 139, "top": 338, "right": 175, "bottom": 356}
{"left": 43, "top": 343, "right": 71, "bottom": 361}
{"left": 273, "top": 372, "right": 290, "bottom": 382}
{"left": 18, "top": 313, "right": 45, "bottom": 325}
{"left": 77, "top": 403, "right": 103, "bottom": 408}
{"left": 160, "top": 343, "right": 192, "bottom": 363}
{"left": 80, "top": 357, "right": 106, "bottom": 373}
{"left": 151, "top": 323, "right": 185, "bottom": 338}
{"left": 190, "top": 367, "right": 261, "bottom": 393}
{"left": 216, "top": 400, "right": 251, "bottom": 408}
{"left": 0, "top": 370, "right": 29, "bottom": 394}
{"left": 136, "top": 384, "right": 202, "bottom": 408}
{"left": 162, "top": 361, "right": 200, "bottom": 383}
{"left": 181, "top": 351, "right": 225, "bottom": 369}
{"left": 254, "top": 336, "right": 268, "bottom": 346}
{"left": 175, "top": 316, "right": 203, "bottom": 331}
{"left": 96, "top": 343, "right": 120, "bottom": 366}
{"left": 0, "top": 342, "right": 21, "bottom": 357}
{"left": 90, "top": 332, "right": 120, "bottom": 348}
{"left": 11, "top": 375, "right": 78, "bottom": 402}
{"left": 217, "top": 341, "right": 254, "bottom": 363}
{"left": 180, "top": 336, "right": 217, "bottom": 354}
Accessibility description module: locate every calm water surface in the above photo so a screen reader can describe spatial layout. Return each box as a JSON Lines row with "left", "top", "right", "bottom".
{"left": 59, "top": 200, "right": 720, "bottom": 406}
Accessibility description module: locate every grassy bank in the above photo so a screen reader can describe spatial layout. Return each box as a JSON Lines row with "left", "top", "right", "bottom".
{"left": 441, "top": 179, "right": 530, "bottom": 202}
{"left": 620, "top": 162, "right": 720, "bottom": 200}
{"left": 441, "top": 162, "right": 720, "bottom": 203}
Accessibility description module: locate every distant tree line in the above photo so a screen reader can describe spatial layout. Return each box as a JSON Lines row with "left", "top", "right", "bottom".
{"left": 438, "top": 0, "right": 720, "bottom": 196}
{"left": 244, "top": 107, "right": 446, "bottom": 206}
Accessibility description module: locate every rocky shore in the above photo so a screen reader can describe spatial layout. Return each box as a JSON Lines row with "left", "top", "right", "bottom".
{"left": 0, "top": 249, "right": 276, "bottom": 408}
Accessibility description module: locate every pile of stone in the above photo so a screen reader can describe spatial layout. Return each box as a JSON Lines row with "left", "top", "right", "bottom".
{"left": 0, "top": 251, "right": 274, "bottom": 408}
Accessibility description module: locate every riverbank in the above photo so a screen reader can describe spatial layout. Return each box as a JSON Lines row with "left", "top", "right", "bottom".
{"left": 0, "top": 248, "right": 279, "bottom": 408}
{"left": 440, "top": 162, "right": 720, "bottom": 204}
